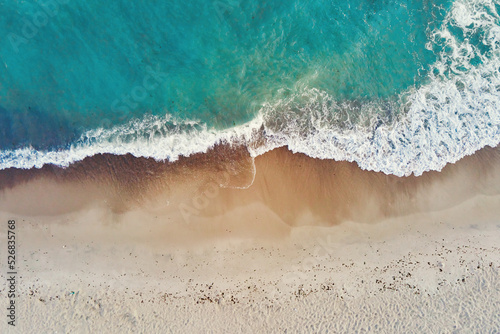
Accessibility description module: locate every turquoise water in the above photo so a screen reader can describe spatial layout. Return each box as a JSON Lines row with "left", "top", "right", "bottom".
{"left": 0, "top": 0, "right": 448, "bottom": 149}
{"left": 1, "top": 0, "right": 500, "bottom": 175}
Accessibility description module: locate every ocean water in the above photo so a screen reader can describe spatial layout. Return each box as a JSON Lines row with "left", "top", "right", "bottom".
{"left": 0, "top": 0, "right": 499, "bottom": 175}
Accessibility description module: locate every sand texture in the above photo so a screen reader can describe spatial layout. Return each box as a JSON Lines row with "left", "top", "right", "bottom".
{"left": 1, "top": 146, "right": 499, "bottom": 332}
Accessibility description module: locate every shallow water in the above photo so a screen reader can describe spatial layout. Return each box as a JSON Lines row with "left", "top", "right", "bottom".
{"left": 1, "top": 0, "right": 499, "bottom": 175}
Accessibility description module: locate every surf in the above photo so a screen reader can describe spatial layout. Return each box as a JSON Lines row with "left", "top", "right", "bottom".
{"left": 0, "top": 0, "right": 499, "bottom": 177}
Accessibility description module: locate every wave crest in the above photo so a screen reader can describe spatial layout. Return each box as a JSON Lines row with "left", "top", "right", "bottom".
{"left": 1, "top": 0, "right": 500, "bottom": 176}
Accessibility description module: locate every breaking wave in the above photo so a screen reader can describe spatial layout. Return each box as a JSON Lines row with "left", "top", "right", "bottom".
{"left": 1, "top": 0, "right": 500, "bottom": 176}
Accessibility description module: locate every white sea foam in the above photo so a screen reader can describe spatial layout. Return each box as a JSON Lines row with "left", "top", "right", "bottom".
{"left": 1, "top": 0, "right": 499, "bottom": 176}
{"left": 0, "top": 114, "right": 264, "bottom": 170}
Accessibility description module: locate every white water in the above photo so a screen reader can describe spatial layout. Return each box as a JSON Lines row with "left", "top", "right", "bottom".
{"left": 1, "top": 0, "right": 499, "bottom": 176}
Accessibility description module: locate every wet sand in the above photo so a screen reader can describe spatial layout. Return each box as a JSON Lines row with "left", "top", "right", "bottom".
{"left": 0, "top": 145, "right": 499, "bottom": 332}
{"left": 1, "top": 144, "right": 500, "bottom": 226}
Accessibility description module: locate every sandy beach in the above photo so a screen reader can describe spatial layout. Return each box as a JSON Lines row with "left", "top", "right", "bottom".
{"left": 1, "top": 146, "right": 500, "bottom": 333}
{"left": 2, "top": 0, "right": 500, "bottom": 332}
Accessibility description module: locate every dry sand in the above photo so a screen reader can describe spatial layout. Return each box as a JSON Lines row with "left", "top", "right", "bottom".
{"left": 0, "top": 146, "right": 499, "bottom": 333}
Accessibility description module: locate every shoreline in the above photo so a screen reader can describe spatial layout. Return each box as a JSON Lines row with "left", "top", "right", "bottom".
{"left": 1, "top": 144, "right": 500, "bottom": 223}
{"left": 0, "top": 145, "right": 499, "bottom": 332}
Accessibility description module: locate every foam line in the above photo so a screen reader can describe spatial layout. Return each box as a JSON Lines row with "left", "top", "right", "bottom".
{"left": 1, "top": 0, "right": 499, "bottom": 176}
